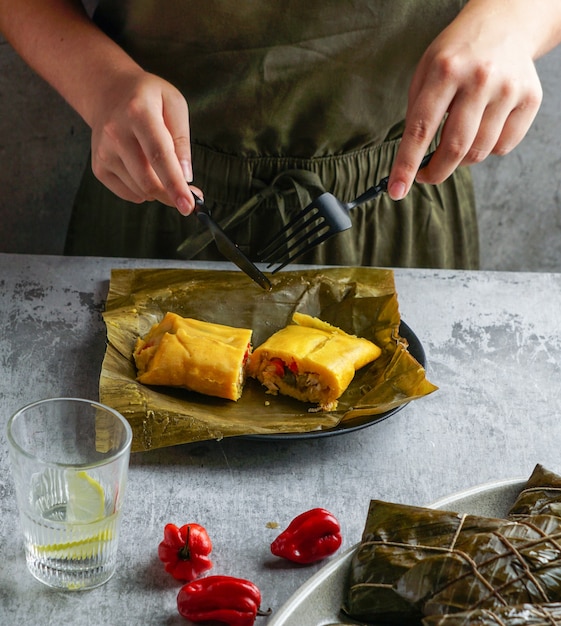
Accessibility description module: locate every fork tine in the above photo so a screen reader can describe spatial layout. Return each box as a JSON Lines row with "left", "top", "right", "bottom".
{"left": 257, "top": 204, "right": 320, "bottom": 260}
{"left": 269, "top": 229, "right": 336, "bottom": 273}
{"left": 265, "top": 220, "right": 329, "bottom": 267}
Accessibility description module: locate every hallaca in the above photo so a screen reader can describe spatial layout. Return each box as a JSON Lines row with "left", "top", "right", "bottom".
{"left": 422, "top": 603, "right": 561, "bottom": 625}
{"left": 343, "top": 464, "right": 561, "bottom": 625}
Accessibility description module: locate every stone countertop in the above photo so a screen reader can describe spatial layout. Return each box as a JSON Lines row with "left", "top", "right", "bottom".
{"left": 1, "top": 253, "right": 560, "bottom": 624}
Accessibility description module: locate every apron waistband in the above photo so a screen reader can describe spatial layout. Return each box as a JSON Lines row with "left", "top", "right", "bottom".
{"left": 190, "top": 137, "right": 403, "bottom": 206}
{"left": 178, "top": 136, "right": 408, "bottom": 259}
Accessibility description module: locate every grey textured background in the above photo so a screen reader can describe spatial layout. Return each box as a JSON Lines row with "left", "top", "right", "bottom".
{"left": 0, "top": 27, "right": 560, "bottom": 270}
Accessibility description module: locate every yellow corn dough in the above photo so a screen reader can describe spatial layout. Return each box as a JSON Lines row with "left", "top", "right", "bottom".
{"left": 133, "top": 312, "right": 253, "bottom": 401}
{"left": 247, "top": 312, "right": 381, "bottom": 411}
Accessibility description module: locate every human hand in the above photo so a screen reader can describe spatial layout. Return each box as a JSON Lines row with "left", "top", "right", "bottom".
{"left": 89, "top": 69, "right": 201, "bottom": 214}
{"left": 387, "top": 5, "right": 543, "bottom": 200}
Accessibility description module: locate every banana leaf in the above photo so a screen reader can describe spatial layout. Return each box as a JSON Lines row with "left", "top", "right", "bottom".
{"left": 99, "top": 267, "right": 437, "bottom": 451}
{"left": 507, "top": 463, "right": 561, "bottom": 518}
{"left": 343, "top": 464, "right": 561, "bottom": 625}
{"left": 422, "top": 603, "right": 561, "bottom": 626}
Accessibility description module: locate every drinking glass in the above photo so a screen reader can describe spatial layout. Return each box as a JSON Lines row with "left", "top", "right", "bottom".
{"left": 7, "top": 398, "right": 133, "bottom": 590}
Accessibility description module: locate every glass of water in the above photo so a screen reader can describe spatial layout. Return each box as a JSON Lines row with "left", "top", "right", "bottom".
{"left": 7, "top": 398, "right": 132, "bottom": 590}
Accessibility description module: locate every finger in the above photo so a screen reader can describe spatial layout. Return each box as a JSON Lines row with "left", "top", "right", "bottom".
{"left": 461, "top": 75, "right": 541, "bottom": 164}
{"left": 188, "top": 184, "right": 204, "bottom": 200}
{"left": 461, "top": 70, "right": 541, "bottom": 165}
{"left": 490, "top": 80, "right": 542, "bottom": 156}
{"left": 92, "top": 145, "right": 153, "bottom": 203}
{"left": 99, "top": 130, "right": 175, "bottom": 205}
{"left": 96, "top": 129, "right": 197, "bottom": 210}
{"left": 420, "top": 54, "right": 520, "bottom": 182}
{"left": 492, "top": 102, "right": 540, "bottom": 156}
{"left": 135, "top": 127, "right": 193, "bottom": 214}
{"left": 417, "top": 89, "right": 489, "bottom": 183}
{"left": 133, "top": 93, "right": 195, "bottom": 215}
{"left": 459, "top": 113, "right": 505, "bottom": 166}
{"left": 92, "top": 118, "right": 170, "bottom": 202}
{"left": 102, "top": 110, "right": 188, "bottom": 209}
{"left": 454, "top": 98, "right": 515, "bottom": 167}
{"left": 388, "top": 88, "right": 452, "bottom": 200}
{"left": 101, "top": 170, "right": 146, "bottom": 204}
{"left": 163, "top": 91, "right": 193, "bottom": 183}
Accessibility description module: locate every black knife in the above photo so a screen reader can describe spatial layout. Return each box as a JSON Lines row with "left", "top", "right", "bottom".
{"left": 192, "top": 194, "right": 272, "bottom": 291}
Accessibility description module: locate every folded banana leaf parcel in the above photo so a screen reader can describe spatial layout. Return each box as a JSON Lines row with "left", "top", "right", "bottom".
{"left": 99, "top": 267, "right": 437, "bottom": 451}
{"left": 343, "top": 463, "right": 561, "bottom": 626}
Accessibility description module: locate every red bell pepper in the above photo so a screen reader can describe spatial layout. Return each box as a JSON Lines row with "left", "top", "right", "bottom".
{"left": 269, "top": 357, "right": 298, "bottom": 377}
{"left": 271, "top": 507, "right": 342, "bottom": 564}
{"left": 158, "top": 522, "right": 213, "bottom": 582}
{"left": 177, "top": 575, "right": 271, "bottom": 626}
{"left": 269, "top": 358, "right": 285, "bottom": 377}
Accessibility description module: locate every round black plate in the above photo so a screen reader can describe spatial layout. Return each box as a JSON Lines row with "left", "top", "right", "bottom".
{"left": 242, "top": 320, "right": 425, "bottom": 441}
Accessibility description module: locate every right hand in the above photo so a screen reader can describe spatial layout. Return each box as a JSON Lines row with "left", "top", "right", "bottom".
{"left": 89, "top": 69, "right": 201, "bottom": 215}
{"left": 387, "top": 0, "right": 546, "bottom": 201}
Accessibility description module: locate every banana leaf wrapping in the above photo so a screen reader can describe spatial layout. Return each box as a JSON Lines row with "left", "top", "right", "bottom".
{"left": 422, "top": 603, "right": 561, "bottom": 626}
{"left": 99, "top": 267, "right": 437, "bottom": 451}
{"left": 343, "top": 464, "right": 561, "bottom": 625}
{"left": 507, "top": 464, "right": 561, "bottom": 519}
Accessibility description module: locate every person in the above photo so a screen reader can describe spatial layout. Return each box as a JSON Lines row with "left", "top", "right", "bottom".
{"left": 1, "top": 0, "right": 560, "bottom": 268}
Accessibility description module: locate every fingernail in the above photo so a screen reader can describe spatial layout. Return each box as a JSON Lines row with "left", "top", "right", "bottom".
{"left": 388, "top": 181, "right": 406, "bottom": 201}
{"left": 180, "top": 159, "right": 193, "bottom": 183}
{"left": 176, "top": 196, "right": 192, "bottom": 216}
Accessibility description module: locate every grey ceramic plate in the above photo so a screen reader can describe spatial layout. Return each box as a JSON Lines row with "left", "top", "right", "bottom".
{"left": 267, "top": 477, "right": 526, "bottom": 626}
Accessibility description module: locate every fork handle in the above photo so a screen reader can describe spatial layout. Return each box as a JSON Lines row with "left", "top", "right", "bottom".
{"left": 348, "top": 151, "right": 434, "bottom": 209}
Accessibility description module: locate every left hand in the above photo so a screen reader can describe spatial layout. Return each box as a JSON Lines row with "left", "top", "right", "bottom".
{"left": 387, "top": 1, "right": 546, "bottom": 200}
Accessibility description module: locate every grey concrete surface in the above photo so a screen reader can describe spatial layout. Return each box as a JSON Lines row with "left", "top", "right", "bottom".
{"left": 0, "top": 27, "right": 560, "bottom": 271}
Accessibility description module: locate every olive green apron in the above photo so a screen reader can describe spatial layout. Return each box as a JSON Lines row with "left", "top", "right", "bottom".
{"left": 66, "top": 0, "right": 478, "bottom": 269}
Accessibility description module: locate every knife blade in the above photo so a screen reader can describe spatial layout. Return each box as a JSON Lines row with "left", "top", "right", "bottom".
{"left": 192, "top": 194, "right": 272, "bottom": 291}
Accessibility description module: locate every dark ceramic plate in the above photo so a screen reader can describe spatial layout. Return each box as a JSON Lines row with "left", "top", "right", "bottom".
{"left": 244, "top": 320, "right": 425, "bottom": 441}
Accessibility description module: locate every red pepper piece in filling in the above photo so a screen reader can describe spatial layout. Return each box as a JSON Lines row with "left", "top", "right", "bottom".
{"left": 158, "top": 523, "right": 213, "bottom": 582}
{"left": 269, "top": 357, "right": 285, "bottom": 377}
{"left": 269, "top": 357, "right": 298, "bottom": 377}
{"left": 177, "top": 575, "right": 271, "bottom": 626}
{"left": 271, "top": 507, "right": 342, "bottom": 564}
{"left": 287, "top": 358, "right": 298, "bottom": 374}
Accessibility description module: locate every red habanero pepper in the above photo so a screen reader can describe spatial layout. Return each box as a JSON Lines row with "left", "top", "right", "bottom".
{"left": 177, "top": 575, "right": 271, "bottom": 626}
{"left": 271, "top": 507, "right": 342, "bottom": 564}
{"left": 158, "top": 522, "right": 213, "bottom": 582}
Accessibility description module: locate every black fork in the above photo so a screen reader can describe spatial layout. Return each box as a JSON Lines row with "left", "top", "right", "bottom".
{"left": 259, "top": 152, "right": 434, "bottom": 273}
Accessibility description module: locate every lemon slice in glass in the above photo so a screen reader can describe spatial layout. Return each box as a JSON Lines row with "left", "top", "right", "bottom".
{"left": 34, "top": 471, "right": 114, "bottom": 565}
{"left": 36, "top": 525, "right": 115, "bottom": 560}
{"left": 65, "top": 470, "right": 106, "bottom": 524}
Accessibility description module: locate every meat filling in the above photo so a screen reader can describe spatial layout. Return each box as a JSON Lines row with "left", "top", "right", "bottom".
{"left": 261, "top": 358, "right": 328, "bottom": 404}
